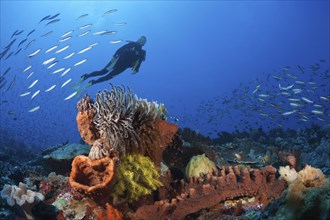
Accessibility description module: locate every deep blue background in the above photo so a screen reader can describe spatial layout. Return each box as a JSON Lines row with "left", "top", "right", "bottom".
{"left": 1, "top": 1, "right": 329, "bottom": 148}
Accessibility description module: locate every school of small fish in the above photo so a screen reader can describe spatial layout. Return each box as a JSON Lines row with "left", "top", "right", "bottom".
{"left": 0, "top": 9, "right": 126, "bottom": 115}
{"left": 179, "top": 62, "right": 330, "bottom": 136}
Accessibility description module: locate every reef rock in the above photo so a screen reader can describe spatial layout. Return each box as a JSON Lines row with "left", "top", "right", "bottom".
{"left": 42, "top": 143, "right": 90, "bottom": 175}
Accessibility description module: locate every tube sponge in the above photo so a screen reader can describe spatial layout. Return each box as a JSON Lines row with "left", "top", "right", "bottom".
{"left": 112, "top": 154, "right": 163, "bottom": 203}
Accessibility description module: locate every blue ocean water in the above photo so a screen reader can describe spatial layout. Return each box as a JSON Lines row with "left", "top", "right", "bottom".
{"left": 0, "top": 1, "right": 329, "bottom": 149}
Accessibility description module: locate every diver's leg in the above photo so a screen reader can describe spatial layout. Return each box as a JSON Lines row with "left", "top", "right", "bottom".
{"left": 104, "top": 57, "right": 119, "bottom": 71}
{"left": 90, "top": 67, "right": 125, "bottom": 85}
{"left": 81, "top": 69, "right": 108, "bottom": 80}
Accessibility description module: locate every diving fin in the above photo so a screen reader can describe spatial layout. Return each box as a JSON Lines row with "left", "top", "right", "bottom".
{"left": 70, "top": 77, "right": 85, "bottom": 90}
{"left": 73, "top": 82, "right": 92, "bottom": 97}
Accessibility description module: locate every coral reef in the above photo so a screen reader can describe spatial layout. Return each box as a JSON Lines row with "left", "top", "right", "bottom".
{"left": 69, "top": 155, "right": 115, "bottom": 199}
{"left": 112, "top": 154, "right": 163, "bottom": 203}
{"left": 277, "top": 150, "right": 298, "bottom": 169}
{"left": 1, "top": 182, "right": 44, "bottom": 220}
{"left": 55, "top": 197, "right": 88, "bottom": 220}
{"left": 77, "top": 84, "right": 177, "bottom": 164}
{"left": 180, "top": 127, "right": 212, "bottom": 146}
{"left": 42, "top": 143, "right": 90, "bottom": 175}
{"left": 279, "top": 165, "right": 327, "bottom": 205}
{"left": 135, "top": 166, "right": 286, "bottom": 219}
{"left": 276, "top": 165, "right": 329, "bottom": 219}
{"left": 185, "top": 154, "right": 216, "bottom": 179}
{"left": 42, "top": 143, "right": 90, "bottom": 161}
{"left": 0, "top": 135, "right": 42, "bottom": 189}
{"left": 300, "top": 138, "right": 330, "bottom": 174}
{"left": 61, "top": 198, "right": 123, "bottom": 220}
{"left": 5, "top": 84, "right": 330, "bottom": 219}
{"left": 279, "top": 166, "right": 298, "bottom": 184}
{"left": 38, "top": 172, "right": 69, "bottom": 200}
{"left": 89, "top": 202, "right": 123, "bottom": 220}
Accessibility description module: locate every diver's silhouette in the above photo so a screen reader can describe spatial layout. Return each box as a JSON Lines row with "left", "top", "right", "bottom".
{"left": 81, "top": 36, "right": 147, "bottom": 85}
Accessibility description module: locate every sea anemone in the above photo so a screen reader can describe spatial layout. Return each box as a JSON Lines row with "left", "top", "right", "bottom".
{"left": 132, "top": 99, "right": 167, "bottom": 155}
{"left": 93, "top": 84, "right": 139, "bottom": 156}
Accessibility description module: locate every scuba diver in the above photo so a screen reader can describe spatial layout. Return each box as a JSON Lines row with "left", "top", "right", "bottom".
{"left": 80, "top": 36, "right": 147, "bottom": 86}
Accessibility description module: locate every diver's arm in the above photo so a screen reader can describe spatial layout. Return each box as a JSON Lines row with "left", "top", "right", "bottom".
{"left": 132, "top": 50, "right": 146, "bottom": 73}
{"left": 140, "top": 49, "right": 146, "bottom": 61}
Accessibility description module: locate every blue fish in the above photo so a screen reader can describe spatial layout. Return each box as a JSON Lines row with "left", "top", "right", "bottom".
{"left": 5, "top": 51, "right": 13, "bottom": 60}
{"left": 25, "top": 39, "right": 36, "bottom": 50}
{"left": 2, "top": 67, "right": 11, "bottom": 77}
{"left": 14, "top": 48, "right": 22, "bottom": 55}
{"left": 5, "top": 39, "right": 16, "bottom": 49}
{"left": 48, "top": 13, "right": 60, "bottom": 20}
{"left": 0, "top": 48, "right": 10, "bottom": 60}
{"left": 6, "top": 75, "right": 16, "bottom": 92}
{"left": 39, "top": 15, "right": 51, "bottom": 23}
{"left": 17, "top": 38, "right": 27, "bottom": 48}
{"left": 27, "top": 29, "right": 36, "bottom": 37}
{"left": 15, "top": 30, "right": 24, "bottom": 36}
{"left": 11, "top": 30, "right": 19, "bottom": 39}
{"left": 46, "top": 19, "right": 60, "bottom": 26}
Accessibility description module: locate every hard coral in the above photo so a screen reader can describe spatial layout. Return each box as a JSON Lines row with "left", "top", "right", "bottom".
{"left": 69, "top": 155, "right": 114, "bottom": 198}
{"left": 1, "top": 182, "right": 44, "bottom": 220}
{"left": 185, "top": 154, "right": 216, "bottom": 179}
{"left": 279, "top": 164, "right": 327, "bottom": 206}
{"left": 112, "top": 154, "right": 163, "bottom": 203}
{"left": 279, "top": 165, "right": 298, "bottom": 184}
{"left": 278, "top": 165, "right": 329, "bottom": 219}
{"left": 135, "top": 166, "right": 286, "bottom": 220}
{"left": 298, "top": 164, "right": 327, "bottom": 188}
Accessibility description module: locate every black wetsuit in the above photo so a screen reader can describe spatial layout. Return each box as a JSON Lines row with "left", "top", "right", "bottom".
{"left": 83, "top": 42, "right": 146, "bottom": 84}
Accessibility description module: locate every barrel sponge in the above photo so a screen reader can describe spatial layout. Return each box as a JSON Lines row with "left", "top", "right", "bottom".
{"left": 185, "top": 154, "right": 216, "bottom": 179}
{"left": 69, "top": 155, "right": 115, "bottom": 195}
{"left": 0, "top": 182, "right": 44, "bottom": 206}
